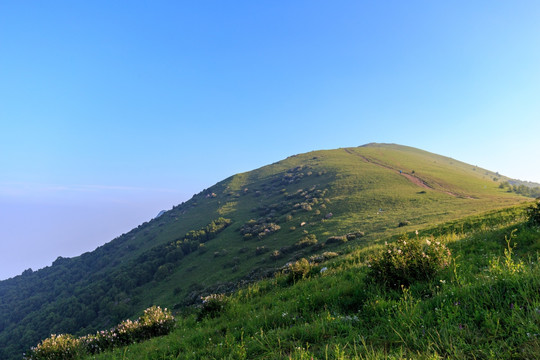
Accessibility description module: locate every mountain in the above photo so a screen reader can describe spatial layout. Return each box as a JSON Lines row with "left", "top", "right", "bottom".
{"left": 0, "top": 143, "right": 532, "bottom": 359}
{"left": 84, "top": 200, "right": 540, "bottom": 360}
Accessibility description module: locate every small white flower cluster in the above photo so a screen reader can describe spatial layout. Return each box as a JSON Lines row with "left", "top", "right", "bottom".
{"left": 338, "top": 314, "right": 359, "bottom": 322}
{"left": 24, "top": 334, "right": 80, "bottom": 360}
{"left": 25, "top": 306, "right": 175, "bottom": 359}
{"left": 201, "top": 293, "right": 226, "bottom": 304}
{"left": 200, "top": 293, "right": 228, "bottom": 318}
{"left": 369, "top": 234, "right": 452, "bottom": 287}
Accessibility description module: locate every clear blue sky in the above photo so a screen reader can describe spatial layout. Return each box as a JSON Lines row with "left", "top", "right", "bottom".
{"left": 1, "top": 1, "right": 539, "bottom": 280}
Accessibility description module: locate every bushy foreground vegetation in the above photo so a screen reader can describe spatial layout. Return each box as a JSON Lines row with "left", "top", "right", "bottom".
{"left": 24, "top": 306, "right": 174, "bottom": 359}
{"left": 60, "top": 206, "right": 539, "bottom": 360}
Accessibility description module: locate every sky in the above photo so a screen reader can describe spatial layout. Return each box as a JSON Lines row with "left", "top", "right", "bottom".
{"left": 1, "top": 1, "right": 539, "bottom": 280}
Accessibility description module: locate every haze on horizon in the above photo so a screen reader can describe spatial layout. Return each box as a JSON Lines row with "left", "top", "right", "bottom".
{"left": 1, "top": 1, "right": 539, "bottom": 280}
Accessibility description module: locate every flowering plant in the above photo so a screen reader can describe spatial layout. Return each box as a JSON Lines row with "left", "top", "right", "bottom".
{"left": 368, "top": 234, "right": 451, "bottom": 288}
{"left": 25, "top": 306, "right": 175, "bottom": 359}
{"left": 24, "top": 334, "right": 82, "bottom": 360}
{"left": 199, "top": 294, "right": 228, "bottom": 319}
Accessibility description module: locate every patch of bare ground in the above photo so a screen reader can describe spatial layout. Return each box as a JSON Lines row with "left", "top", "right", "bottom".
{"left": 344, "top": 148, "right": 475, "bottom": 198}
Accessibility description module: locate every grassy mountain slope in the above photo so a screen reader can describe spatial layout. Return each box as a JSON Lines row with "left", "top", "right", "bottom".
{"left": 137, "top": 144, "right": 527, "bottom": 306}
{"left": 0, "top": 143, "right": 531, "bottom": 359}
{"left": 85, "top": 206, "right": 540, "bottom": 359}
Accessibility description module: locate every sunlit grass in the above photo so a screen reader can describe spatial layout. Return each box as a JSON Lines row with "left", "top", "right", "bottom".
{"left": 85, "top": 209, "right": 540, "bottom": 359}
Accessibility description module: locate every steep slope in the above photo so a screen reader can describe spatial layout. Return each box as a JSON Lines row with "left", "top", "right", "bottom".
{"left": 85, "top": 205, "right": 540, "bottom": 360}
{"left": 0, "top": 144, "right": 530, "bottom": 359}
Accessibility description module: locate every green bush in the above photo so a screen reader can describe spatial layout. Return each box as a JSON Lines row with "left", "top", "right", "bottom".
{"left": 294, "top": 234, "right": 318, "bottom": 249}
{"left": 25, "top": 306, "right": 175, "bottom": 358}
{"left": 255, "top": 246, "right": 269, "bottom": 255}
{"left": 24, "top": 334, "right": 83, "bottom": 360}
{"left": 346, "top": 231, "right": 364, "bottom": 240}
{"left": 310, "top": 251, "right": 339, "bottom": 263}
{"left": 79, "top": 331, "right": 116, "bottom": 354}
{"left": 199, "top": 294, "right": 228, "bottom": 319}
{"left": 325, "top": 235, "right": 347, "bottom": 245}
{"left": 287, "top": 258, "right": 313, "bottom": 282}
{"left": 138, "top": 305, "right": 176, "bottom": 338}
{"left": 368, "top": 235, "right": 452, "bottom": 288}
{"left": 240, "top": 220, "right": 281, "bottom": 239}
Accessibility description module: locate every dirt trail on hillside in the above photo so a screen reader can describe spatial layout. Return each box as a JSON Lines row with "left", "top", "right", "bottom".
{"left": 343, "top": 148, "right": 467, "bottom": 197}
{"left": 399, "top": 172, "right": 431, "bottom": 190}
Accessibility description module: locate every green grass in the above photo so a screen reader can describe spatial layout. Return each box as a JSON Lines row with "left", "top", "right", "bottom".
{"left": 149, "top": 144, "right": 529, "bottom": 310}
{"left": 84, "top": 207, "right": 540, "bottom": 359}
{"left": 3, "top": 144, "right": 533, "bottom": 360}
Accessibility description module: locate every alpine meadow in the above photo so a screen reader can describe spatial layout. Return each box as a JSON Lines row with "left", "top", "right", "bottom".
{"left": 1, "top": 144, "right": 539, "bottom": 359}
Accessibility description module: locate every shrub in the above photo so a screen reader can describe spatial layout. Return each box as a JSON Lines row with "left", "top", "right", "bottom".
{"left": 25, "top": 334, "right": 83, "bottom": 360}
{"left": 81, "top": 306, "right": 175, "bottom": 352}
{"left": 278, "top": 245, "right": 293, "bottom": 254}
{"left": 527, "top": 198, "right": 540, "bottom": 226}
{"left": 286, "top": 258, "right": 313, "bottom": 282}
{"left": 198, "top": 243, "right": 208, "bottom": 254}
{"left": 294, "top": 234, "right": 318, "bottom": 249}
{"left": 325, "top": 235, "right": 347, "bottom": 245}
{"left": 80, "top": 331, "right": 116, "bottom": 354}
{"left": 398, "top": 220, "right": 410, "bottom": 227}
{"left": 346, "top": 231, "right": 364, "bottom": 240}
{"left": 26, "top": 306, "right": 175, "bottom": 358}
{"left": 138, "top": 306, "right": 176, "bottom": 338}
{"left": 310, "top": 251, "right": 339, "bottom": 263}
{"left": 255, "top": 246, "right": 269, "bottom": 255}
{"left": 368, "top": 235, "right": 452, "bottom": 288}
{"left": 199, "top": 294, "right": 228, "bottom": 319}
{"left": 240, "top": 221, "right": 281, "bottom": 239}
